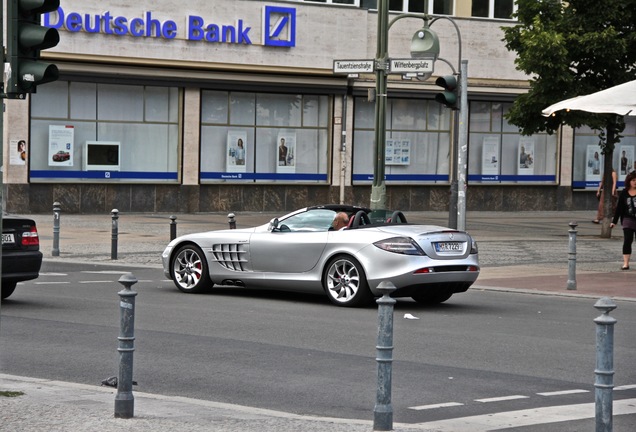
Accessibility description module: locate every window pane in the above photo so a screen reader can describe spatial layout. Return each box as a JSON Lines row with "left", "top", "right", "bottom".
{"left": 471, "top": 0, "right": 489, "bottom": 17}
{"left": 31, "top": 81, "right": 68, "bottom": 119}
{"left": 230, "top": 92, "right": 255, "bottom": 125}
{"left": 494, "top": 0, "right": 514, "bottom": 19}
{"left": 390, "top": 99, "right": 427, "bottom": 131}
{"left": 389, "top": 0, "right": 404, "bottom": 12}
{"left": 433, "top": 0, "right": 453, "bottom": 15}
{"left": 408, "top": 0, "right": 424, "bottom": 13}
{"left": 256, "top": 94, "right": 302, "bottom": 127}
{"left": 98, "top": 84, "right": 144, "bottom": 121}
{"left": 145, "top": 86, "right": 171, "bottom": 122}
{"left": 469, "top": 102, "right": 491, "bottom": 132}
{"left": 70, "top": 82, "right": 96, "bottom": 120}
{"left": 201, "top": 90, "right": 229, "bottom": 124}
{"left": 303, "top": 95, "right": 328, "bottom": 127}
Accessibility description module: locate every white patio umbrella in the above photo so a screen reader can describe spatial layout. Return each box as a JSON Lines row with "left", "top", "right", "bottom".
{"left": 542, "top": 79, "right": 636, "bottom": 117}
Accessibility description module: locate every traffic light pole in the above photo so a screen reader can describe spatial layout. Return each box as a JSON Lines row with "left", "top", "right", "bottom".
{"left": 457, "top": 59, "right": 468, "bottom": 231}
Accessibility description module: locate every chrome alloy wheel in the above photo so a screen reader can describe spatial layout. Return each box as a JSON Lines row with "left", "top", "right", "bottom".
{"left": 324, "top": 256, "right": 371, "bottom": 306}
{"left": 171, "top": 245, "right": 211, "bottom": 293}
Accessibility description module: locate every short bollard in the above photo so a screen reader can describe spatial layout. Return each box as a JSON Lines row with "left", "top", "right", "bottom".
{"left": 111, "top": 209, "right": 119, "bottom": 260}
{"left": 228, "top": 212, "right": 236, "bottom": 229}
{"left": 594, "top": 297, "right": 617, "bottom": 432}
{"left": 567, "top": 221, "right": 578, "bottom": 290}
{"left": 170, "top": 215, "right": 177, "bottom": 240}
{"left": 114, "top": 273, "right": 138, "bottom": 419}
{"left": 373, "top": 281, "right": 396, "bottom": 431}
{"left": 52, "top": 202, "right": 61, "bottom": 257}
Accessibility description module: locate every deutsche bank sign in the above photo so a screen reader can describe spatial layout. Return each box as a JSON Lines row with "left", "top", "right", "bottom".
{"left": 43, "top": 5, "right": 296, "bottom": 48}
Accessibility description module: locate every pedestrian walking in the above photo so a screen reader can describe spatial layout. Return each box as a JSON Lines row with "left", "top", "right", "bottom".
{"left": 610, "top": 171, "right": 636, "bottom": 270}
{"left": 593, "top": 168, "right": 618, "bottom": 223}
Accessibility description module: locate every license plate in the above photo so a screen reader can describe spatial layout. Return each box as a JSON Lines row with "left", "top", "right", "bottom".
{"left": 435, "top": 242, "right": 462, "bottom": 252}
{"left": 2, "top": 233, "right": 15, "bottom": 244}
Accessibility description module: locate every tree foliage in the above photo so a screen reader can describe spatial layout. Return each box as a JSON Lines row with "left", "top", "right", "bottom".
{"left": 502, "top": 0, "right": 636, "bottom": 236}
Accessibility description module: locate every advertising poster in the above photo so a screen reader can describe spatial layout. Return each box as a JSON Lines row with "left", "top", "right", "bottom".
{"left": 226, "top": 131, "right": 247, "bottom": 173}
{"left": 518, "top": 138, "right": 535, "bottom": 175}
{"left": 385, "top": 139, "right": 411, "bottom": 166}
{"left": 586, "top": 145, "right": 602, "bottom": 182}
{"left": 10, "top": 139, "right": 27, "bottom": 165}
{"left": 619, "top": 145, "right": 634, "bottom": 176}
{"left": 481, "top": 136, "right": 500, "bottom": 175}
{"left": 276, "top": 132, "right": 296, "bottom": 173}
{"left": 48, "top": 125, "right": 75, "bottom": 167}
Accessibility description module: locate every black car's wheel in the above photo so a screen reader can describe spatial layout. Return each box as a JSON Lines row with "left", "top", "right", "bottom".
{"left": 411, "top": 291, "right": 453, "bottom": 305}
{"left": 323, "top": 255, "right": 373, "bottom": 307}
{"left": 171, "top": 244, "right": 212, "bottom": 293}
{"left": 1, "top": 282, "right": 17, "bottom": 300}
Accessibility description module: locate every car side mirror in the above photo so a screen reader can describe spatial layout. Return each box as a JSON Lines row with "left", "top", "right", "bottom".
{"left": 268, "top": 218, "right": 279, "bottom": 232}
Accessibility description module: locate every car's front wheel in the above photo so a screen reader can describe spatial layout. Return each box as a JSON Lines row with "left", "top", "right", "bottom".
{"left": 323, "top": 255, "right": 373, "bottom": 307}
{"left": 1, "top": 282, "right": 17, "bottom": 300}
{"left": 171, "top": 244, "right": 212, "bottom": 293}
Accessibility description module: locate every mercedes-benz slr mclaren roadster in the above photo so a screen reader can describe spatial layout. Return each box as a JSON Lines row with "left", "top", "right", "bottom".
{"left": 162, "top": 205, "right": 479, "bottom": 307}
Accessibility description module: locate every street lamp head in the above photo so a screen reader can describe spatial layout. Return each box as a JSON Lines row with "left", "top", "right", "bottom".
{"left": 410, "top": 24, "right": 440, "bottom": 62}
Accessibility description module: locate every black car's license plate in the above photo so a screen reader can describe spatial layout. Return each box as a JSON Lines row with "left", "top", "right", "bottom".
{"left": 435, "top": 242, "right": 462, "bottom": 252}
{"left": 2, "top": 233, "right": 15, "bottom": 244}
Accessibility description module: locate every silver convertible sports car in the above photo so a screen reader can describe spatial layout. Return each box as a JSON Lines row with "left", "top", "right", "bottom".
{"left": 162, "top": 205, "right": 479, "bottom": 307}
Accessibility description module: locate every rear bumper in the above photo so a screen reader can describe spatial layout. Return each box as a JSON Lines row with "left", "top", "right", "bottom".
{"left": 1, "top": 250, "right": 43, "bottom": 283}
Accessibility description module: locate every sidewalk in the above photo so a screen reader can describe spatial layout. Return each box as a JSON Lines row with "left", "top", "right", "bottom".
{"left": 3, "top": 210, "right": 634, "bottom": 430}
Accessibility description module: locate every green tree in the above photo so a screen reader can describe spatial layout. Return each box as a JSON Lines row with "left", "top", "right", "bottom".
{"left": 502, "top": 0, "right": 636, "bottom": 237}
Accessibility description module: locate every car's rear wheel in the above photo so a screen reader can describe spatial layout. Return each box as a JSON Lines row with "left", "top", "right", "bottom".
{"left": 411, "top": 291, "right": 453, "bottom": 305}
{"left": 171, "top": 244, "right": 212, "bottom": 293}
{"left": 323, "top": 255, "right": 373, "bottom": 307}
{"left": 1, "top": 282, "right": 17, "bottom": 300}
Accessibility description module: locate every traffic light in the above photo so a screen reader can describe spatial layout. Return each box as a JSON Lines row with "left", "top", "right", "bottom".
{"left": 6, "top": 0, "right": 60, "bottom": 99}
{"left": 435, "top": 75, "right": 459, "bottom": 110}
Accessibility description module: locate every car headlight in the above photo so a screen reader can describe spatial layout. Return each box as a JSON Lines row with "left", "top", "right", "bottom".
{"left": 373, "top": 237, "right": 425, "bottom": 256}
{"left": 470, "top": 239, "right": 478, "bottom": 254}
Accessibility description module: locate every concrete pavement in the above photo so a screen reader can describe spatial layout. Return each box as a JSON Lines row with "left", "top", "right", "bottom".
{"left": 2, "top": 210, "right": 634, "bottom": 431}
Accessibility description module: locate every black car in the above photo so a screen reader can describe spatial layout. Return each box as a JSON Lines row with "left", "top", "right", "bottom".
{"left": 2, "top": 215, "right": 43, "bottom": 300}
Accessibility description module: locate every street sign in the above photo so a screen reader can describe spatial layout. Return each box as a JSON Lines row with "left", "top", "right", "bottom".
{"left": 333, "top": 59, "right": 374, "bottom": 74}
{"left": 389, "top": 58, "right": 433, "bottom": 74}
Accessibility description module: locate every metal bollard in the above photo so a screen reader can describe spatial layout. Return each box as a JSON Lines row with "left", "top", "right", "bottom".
{"left": 170, "top": 215, "right": 177, "bottom": 240}
{"left": 593, "top": 297, "right": 617, "bottom": 432}
{"left": 115, "top": 273, "right": 138, "bottom": 419}
{"left": 228, "top": 212, "right": 236, "bottom": 229}
{"left": 111, "top": 209, "right": 119, "bottom": 260}
{"left": 373, "top": 281, "right": 396, "bottom": 431}
{"left": 52, "top": 202, "right": 61, "bottom": 257}
{"left": 567, "top": 221, "right": 578, "bottom": 290}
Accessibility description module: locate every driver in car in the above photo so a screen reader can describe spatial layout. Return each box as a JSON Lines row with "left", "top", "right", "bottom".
{"left": 329, "top": 212, "right": 349, "bottom": 231}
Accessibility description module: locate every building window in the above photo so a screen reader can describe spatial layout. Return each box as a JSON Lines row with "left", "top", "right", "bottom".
{"left": 471, "top": 0, "right": 515, "bottom": 19}
{"left": 467, "top": 101, "right": 557, "bottom": 184}
{"left": 572, "top": 119, "right": 636, "bottom": 190}
{"left": 200, "top": 90, "right": 330, "bottom": 183}
{"left": 29, "top": 81, "right": 180, "bottom": 183}
{"left": 352, "top": 97, "right": 452, "bottom": 184}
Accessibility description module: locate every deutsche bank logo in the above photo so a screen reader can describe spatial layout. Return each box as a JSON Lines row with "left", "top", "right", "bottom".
{"left": 263, "top": 6, "right": 296, "bottom": 47}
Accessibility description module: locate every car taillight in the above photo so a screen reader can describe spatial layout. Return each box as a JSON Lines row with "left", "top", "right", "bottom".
{"left": 22, "top": 226, "right": 40, "bottom": 246}
{"left": 374, "top": 237, "right": 425, "bottom": 255}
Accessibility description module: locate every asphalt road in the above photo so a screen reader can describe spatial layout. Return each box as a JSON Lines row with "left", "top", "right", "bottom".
{"left": 2, "top": 261, "right": 635, "bottom": 430}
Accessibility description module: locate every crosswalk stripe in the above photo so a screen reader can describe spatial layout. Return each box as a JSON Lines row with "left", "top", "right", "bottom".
{"left": 537, "top": 389, "right": 589, "bottom": 396}
{"left": 412, "top": 398, "right": 636, "bottom": 431}
{"left": 409, "top": 402, "right": 464, "bottom": 410}
{"left": 475, "top": 395, "right": 528, "bottom": 403}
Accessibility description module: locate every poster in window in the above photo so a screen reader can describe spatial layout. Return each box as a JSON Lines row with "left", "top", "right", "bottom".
{"left": 10, "top": 139, "right": 27, "bottom": 165}
{"left": 276, "top": 132, "right": 296, "bottom": 173}
{"left": 518, "top": 138, "right": 535, "bottom": 175}
{"left": 48, "top": 125, "right": 75, "bottom": 167}
{"left": 585, "top": 145, "right": 602, "bottom": 182}
{"left": 385, "top": 139, "right": 411, "bottom": 166}
{"left": 226, "top": 131, "right": 247, "bottom": 173}
{"left": 619, "top": 145, "right": 634, "bottom": 176}
{"left": 481, "top": 136, "right": 500, "bottom": 175}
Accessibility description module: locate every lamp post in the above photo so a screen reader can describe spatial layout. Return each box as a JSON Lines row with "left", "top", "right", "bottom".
{"left": 371, "top": 0, "right": 439, "bottom": 215}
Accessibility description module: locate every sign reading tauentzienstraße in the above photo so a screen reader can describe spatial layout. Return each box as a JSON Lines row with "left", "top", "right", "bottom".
{"left": 333, "top": 60, "right": 374, "bottom": 74}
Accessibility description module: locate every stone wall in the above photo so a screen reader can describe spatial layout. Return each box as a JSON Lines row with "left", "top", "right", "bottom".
{"left": 6, "top": 183, "right": 598, "bottom": 214}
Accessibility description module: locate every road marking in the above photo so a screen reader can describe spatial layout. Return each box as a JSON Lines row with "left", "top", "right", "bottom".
{"left": 409, "top": 402, "right": 464, "bottom": 410}
{"left": 537, "top": 389, "right": 589, "bottom": 396}
{"left": 81, "top": 271, "right": 131, "bottom": 274}
{"left": 79, "top": 281, "right": 115, "bottom": 284}
{"left": 413, "top": 398, "right": 636, "bottom": 431}
{"left": 475, "top": 395, "right": 529, "bottom": 403}
{"left": 616, "top": 384, "right": 636, "bottom": 390}
{"left": 39, "top": 272, "right": 68, "bottom": 276}
{"left": 33, "top": 282, "right": 70, "bottom": 285}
